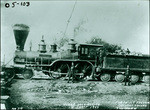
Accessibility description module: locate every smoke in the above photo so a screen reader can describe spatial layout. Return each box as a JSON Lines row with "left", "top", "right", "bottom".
{"left": 73, "top": 19, "right": 88, "bottom": 38}
{"left": 52, "top": 19, "right": 88, "bottom": 48}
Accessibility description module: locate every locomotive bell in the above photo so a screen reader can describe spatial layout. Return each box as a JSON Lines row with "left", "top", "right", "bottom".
{"left": 38, "top": 36, "right": 47, "bottom": 53}
{"left": 13, "top": 24, "right": 30, "bottom": 51}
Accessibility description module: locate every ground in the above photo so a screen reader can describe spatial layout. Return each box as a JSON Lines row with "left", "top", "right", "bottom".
{"left": 7, "top": 72, "right": 149, "bottom": 110}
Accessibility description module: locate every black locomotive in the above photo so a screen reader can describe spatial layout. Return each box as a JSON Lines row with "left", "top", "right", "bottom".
{"left": 1, "top": 24, "right": 150, "bottom": 84}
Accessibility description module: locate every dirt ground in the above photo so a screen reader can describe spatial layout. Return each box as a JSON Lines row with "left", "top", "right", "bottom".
{"left": 7, "top": 72, "right": 150, "bottom": 110}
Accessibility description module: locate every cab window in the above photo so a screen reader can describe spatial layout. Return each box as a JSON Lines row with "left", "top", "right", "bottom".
{"left": 81, "top": 47, "right": 84, "bottom": 54}
{"left": 81, "top": 47, "right": 88, "bottom": 55}
{"left": 85, "top": 48, "right": 88, "bottom": 54}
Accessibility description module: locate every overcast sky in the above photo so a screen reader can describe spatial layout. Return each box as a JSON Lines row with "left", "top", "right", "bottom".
{"left": 1, "top": 0, "right": 149, "bottom": 63}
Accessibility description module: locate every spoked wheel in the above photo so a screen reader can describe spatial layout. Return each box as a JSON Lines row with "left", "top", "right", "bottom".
{"left": 130, "top": 75, "right": 139, "bottom": 84}
{"left": 115, "top": 74, "right": 125, "bottom": 82}
{"left": 52, "top": 63, "right": 70, "bottom": 79}
{"left": 22, "top": 69, "right": 34, "bottom": 79}
{"left": 1, "top": 69, "right": 15, "bottom": 85}
{"left": 100, "top": 73, "right": 111, "bottom": 82}
{"left": 74, "top": 62, "right": 93, "bottom": 80}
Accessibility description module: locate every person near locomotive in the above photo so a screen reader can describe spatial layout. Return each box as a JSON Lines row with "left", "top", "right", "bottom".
{"left": 94, "top": 47, "right": 106, "bottom": 79}
{"left": 124, "top": 65, "right": 131, "bottom": 86}
{"left": 96, "top": 47, "right": 106, "bottom": 67}
{"left": 124, "top": 50, "right": 131, "bottom": 86}
{"left": 67, "top": 62, "right": 76, "bottom": 83}
{"left": 95, "top": 47, "right": 106, "bottom": 72}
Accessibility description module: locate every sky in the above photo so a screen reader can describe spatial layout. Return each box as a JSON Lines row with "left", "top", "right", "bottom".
{"left": 1, "top": 0, "right": 149, "bottom": 64}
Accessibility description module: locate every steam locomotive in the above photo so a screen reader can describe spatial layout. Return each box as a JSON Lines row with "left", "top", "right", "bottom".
{"left": 1, "top": 24, "right": 150, "bottom": 84}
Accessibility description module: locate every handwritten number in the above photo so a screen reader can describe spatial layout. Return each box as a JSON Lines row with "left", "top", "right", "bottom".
{"left": 12, "top": 2, "right": 16, "bottom": 8}
{"left": 26, "top": 2, "right": 30, "bottom": 7}
{"left": 23, "top": 2, "right": 26, "bottom": 6}
{"left": 5, "top": 2, "right": 30, "bottom": 8}
{"left": 5, "top": 3, "right": 10, "bottom": 8}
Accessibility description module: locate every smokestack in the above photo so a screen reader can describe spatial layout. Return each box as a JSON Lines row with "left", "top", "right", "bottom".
{"left": 13, "top": 24, "right": 30, "bottom": 51}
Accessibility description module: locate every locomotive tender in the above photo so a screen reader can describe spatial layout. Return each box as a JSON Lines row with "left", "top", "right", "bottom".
{"left": 1, "top": 24, "right": 150, "bottom": 84}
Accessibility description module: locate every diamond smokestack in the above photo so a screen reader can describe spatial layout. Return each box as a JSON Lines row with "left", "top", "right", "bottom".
{"left": 13, "top": 24, "right": 30, "bottom": 51}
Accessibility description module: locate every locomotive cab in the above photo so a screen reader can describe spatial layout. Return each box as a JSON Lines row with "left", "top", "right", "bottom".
{"left": 78, "top": 44, "right": 103, "bottom": 60}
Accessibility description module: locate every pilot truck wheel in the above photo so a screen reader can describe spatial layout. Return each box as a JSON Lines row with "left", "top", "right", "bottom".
{"left": 22, "top": 69, "right": 34, "bottom": 79}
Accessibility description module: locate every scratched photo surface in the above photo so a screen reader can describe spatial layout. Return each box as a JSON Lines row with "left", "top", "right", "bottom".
{"left": 1, "top": 0, "right": 149, "bottom": 110}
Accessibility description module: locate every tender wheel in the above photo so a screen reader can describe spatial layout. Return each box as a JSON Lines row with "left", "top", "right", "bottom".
{"left": 115, "top": 74, "right": 125, "bottom": 82}
{"left": 23, "top": 69, "right": 34, "bottom": 79}
{"left": 100, "top": 73, "right": 111, "bottom": 82}
{"left": 143, "top": 75, "right": 150, "bottom": 83}
{"left": 130, "top": 75, "right": 139, "bottom": 84}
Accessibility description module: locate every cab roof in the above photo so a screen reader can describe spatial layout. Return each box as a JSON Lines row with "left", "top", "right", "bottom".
{"left": 79, "top": 44, "right": 103, "bottom": 47}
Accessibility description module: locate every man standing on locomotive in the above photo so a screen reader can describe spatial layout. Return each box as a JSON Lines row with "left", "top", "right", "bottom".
{"left": 96, "top": 47, "right": 105, "bottom": 69}
{"left": 94, "top": 47, "right": 106, "bottom": 79}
